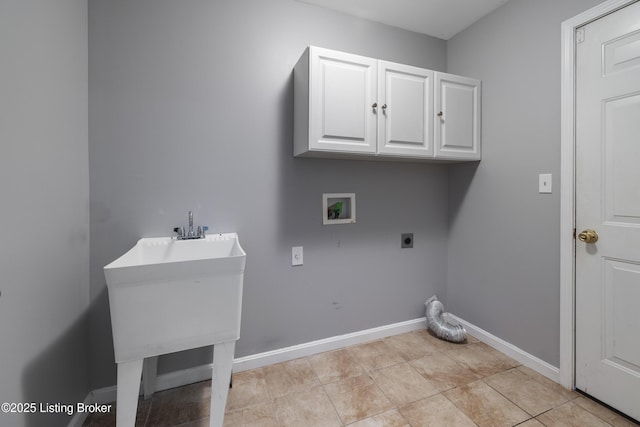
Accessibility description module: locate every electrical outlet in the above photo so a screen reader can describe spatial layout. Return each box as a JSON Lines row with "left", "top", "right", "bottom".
{"left": 292, "top": 246, "right": 303, "bottom": 266}
{"left": 401, "top": 233, "right": 413, "bottom": 248}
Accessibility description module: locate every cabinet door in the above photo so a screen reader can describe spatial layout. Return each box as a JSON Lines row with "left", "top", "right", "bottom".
{"left": 309, "top": 47, "right": 377, "bottom": 154}
{"left": 434, "top": 72, "right": 481, "bottom": 160}
{"left": 377, "top": 61, "right": 434, "bottom": 157}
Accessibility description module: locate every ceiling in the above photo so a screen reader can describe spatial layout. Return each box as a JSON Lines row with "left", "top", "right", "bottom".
{"left": 296, "top": 0, "right": 510, "bottom": 40}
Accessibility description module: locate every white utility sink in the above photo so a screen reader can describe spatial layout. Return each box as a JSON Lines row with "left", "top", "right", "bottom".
{"left": 104, "top": 233, "right": 246, "bottom": 427}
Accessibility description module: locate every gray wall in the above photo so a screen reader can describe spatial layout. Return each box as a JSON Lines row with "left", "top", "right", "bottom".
{"left": 0, "top": 1, "right": 90, "bottom": 426}
{"left": 446, "top": 0, "right": 604, "bottom": 367}
{"left": 1, "top": 0, "right": 611, "bottom": 405}
{"left": 89, "top": 0, "right": 448, "bottom": 389}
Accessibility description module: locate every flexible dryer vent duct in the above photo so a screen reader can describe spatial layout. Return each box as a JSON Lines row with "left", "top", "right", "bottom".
{"left": 425, "top": 295, "right": 467, "bottom": 343}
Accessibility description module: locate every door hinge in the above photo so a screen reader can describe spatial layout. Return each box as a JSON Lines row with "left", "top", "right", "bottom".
{"left": 576, "top": 27, "right": 585, "bottom": 44}
{"left": 573, "top": 228, "right": 577, "bottom": 239}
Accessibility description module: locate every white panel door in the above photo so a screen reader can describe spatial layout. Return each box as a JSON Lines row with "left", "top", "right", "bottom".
{"left": 309, "top": 47, "right": 377, "bottom": 154}
{"left": 575, "top": 1, "right": 640, "bottom": 421}
{"left": 377, "top": 61, "right": 433, "bottom": 157}
{"left": 434, "top": 72, "right": 481, "bottom": 160}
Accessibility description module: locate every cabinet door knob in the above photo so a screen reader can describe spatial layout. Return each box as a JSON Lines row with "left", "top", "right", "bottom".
{"left": 437, "top": 111, "right": 443, "bottom": 117}
{"left": 372, "top": 103, "right": 377, "bottom": 113}
{"left": 382, "top": 104, "right": 387, "bottom": 113}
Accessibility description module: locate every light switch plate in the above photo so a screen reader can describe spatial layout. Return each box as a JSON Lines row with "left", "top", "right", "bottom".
{"left": 539, "top": 174, "right": 552, "bottom": 193}
{"left": 292, "top": 246, "right": 303, "bottom": 266}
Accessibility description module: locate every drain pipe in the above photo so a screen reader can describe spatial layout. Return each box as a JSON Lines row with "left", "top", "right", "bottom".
{"left": 425, "top": 295, "right": 467, "bottom": 343}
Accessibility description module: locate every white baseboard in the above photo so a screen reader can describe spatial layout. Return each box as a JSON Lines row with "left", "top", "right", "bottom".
{"left": 87, "top": 385, "right": 116, "bottom": 407}
{"left": 89, "top": 361, "right": 217, "bottom": 406}
{"left": 85, "top": 317, "right": 427, "bottom": 408}
{"left": 77, "top": 314, "right": 562, "bottom": 423}
{"left": 447, "top": 314, "right": 560, "bottom": 383}
{"left": 233, "top": 317, "right": 427, "bottom": 372}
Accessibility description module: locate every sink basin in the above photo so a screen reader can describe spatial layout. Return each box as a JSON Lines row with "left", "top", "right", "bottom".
{"left": 104, "top": 233, "right": 246, "bottom": 427}
{"left": 104, "top": 233, "right": 246, "bottom": 362}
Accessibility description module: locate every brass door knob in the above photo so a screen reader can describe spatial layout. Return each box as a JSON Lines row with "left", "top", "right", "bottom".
{"left": 578, "top": 229, "right": 599, "bottom": 244}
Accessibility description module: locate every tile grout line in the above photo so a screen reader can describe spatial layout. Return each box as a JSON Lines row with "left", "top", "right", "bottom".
{"left": 425, "top": 345, "right": 527, "bottom": 427}
{"left": 85, "top": 330, "right": 635, "bottom": 427}
{"left": 324, "top": 345, "right": 372, "bottom": 426}
{"left": 437, "top": 387, "right": 481, "bottom": 427}
{"left": 487, "top": 369, "right": 551, "bottom": 419}
{"left": 303, "top": 353, "right": 345, "bottom": 426}
{"left": 319, "top": 383, "right": 345, "bottom": 426}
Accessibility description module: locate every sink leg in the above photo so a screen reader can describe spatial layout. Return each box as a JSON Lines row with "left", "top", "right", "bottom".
{"left": 142, "top": 356, "right": 158, "bottom": 400}
{"left": 116, "top": 358, "right": 143, "bottom": 427}
{"left": 209, "top": 341, "right": 235, "bottom": 427}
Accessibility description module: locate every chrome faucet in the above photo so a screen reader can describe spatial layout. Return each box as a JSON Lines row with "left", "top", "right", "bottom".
{"left": 173, "top": 211, "right": 208, "bottom": 240}
{"left": 188, "top": 211, "right": 194, "bottom": 238}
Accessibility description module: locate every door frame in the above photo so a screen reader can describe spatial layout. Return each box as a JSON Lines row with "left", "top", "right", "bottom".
{"left": 559, "top": 0, "right": 638, "bottom": 390}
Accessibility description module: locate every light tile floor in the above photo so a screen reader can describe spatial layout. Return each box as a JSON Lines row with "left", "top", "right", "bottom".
{"left": 83, "top": 330, "right": 639, "bottom": 427}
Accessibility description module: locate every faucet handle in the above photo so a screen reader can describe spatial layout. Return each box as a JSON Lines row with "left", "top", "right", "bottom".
{"left": 198, "top": 226, "right": 209, "bottom": 238}
{"left": 173, "top": 226, "right": 186, "bottom": 239}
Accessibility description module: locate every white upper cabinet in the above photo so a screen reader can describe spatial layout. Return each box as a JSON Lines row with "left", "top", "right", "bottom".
{"left": 377, "top": 61, "right": 434, "bottom": 158}
{"left": 434, "top": 72, "right": 481, "bottom": 160}
{"left": 294, "top": 46, "right": 481, "bottom": 162}
{"left": 295, "top": 47, "right": 377, "bottom": 156}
